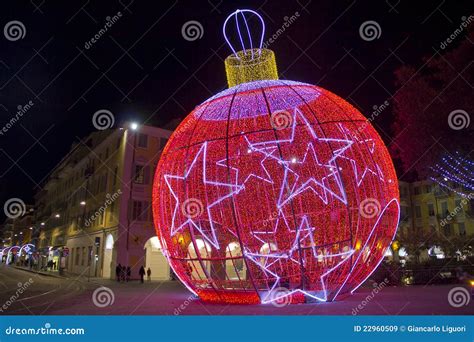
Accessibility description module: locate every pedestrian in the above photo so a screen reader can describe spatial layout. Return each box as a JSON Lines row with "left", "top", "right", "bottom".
{"left": 139, "top": 265, "right": 145, "bottom": 283}
{"left": 126, "top": 266, "right": 131, "bottom": 282}
{"left": 185, "top": 263, "right": 193, "bottom": 277}
{"left": 115, "top": 263, "right": 121, "bottom": 282}
{"left": 147, "top": 267, "right": 151, "bottom": 281}
{"left": 120, "top": 265, "right": 126, "bottom": 282}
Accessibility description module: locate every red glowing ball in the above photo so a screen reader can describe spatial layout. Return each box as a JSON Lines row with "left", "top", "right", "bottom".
{"left": 152, "top": 80, "right": 399, "bottom": 304}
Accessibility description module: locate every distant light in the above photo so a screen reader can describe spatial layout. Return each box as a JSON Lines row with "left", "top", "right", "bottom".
{"left": 291, "top": 158, "right": 297, "bottom": 163}
{"left": 247, "top": 149, "right": 251, "bottom": 153}
{"left": 443, "top": 177, "right": 448, "bottom": 181}
{"left": 40, "top": 222, "right": 45, "bottom": 226}
{"left": 14, "top": 234, "right": 17, "bottom": 237}
{"left": 29, "top": 227, "right": 33, "bottom": 230}
{"left": 55, "top": 214, "right": 60, "bottom": 218}
{"left": 388, "top": 179, "right": 392, "bottom": 183}
{"left": 130, "top": 122, "right": 139, "bottom": 130}
{"left": 19, "top": 232, "right": 23, "bottom": 235}
{"left": 80, "top": 201, "right": 86, "bottom": 206}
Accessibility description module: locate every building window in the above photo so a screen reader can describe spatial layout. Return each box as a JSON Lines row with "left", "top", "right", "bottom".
{"left": 159, "top": 137, "right": 168, "bottom": 150}
{"left": 427, "top": 203, "right": 435, "bottom": 216}
{"left": 455, "top": 199, "right": 462, "bottom": 211}
{"left": 113, "top": 166, "right": 118, "bottom": 186}
{"left": 414, "top": 186, "right": 421, "bottom": 195}
{"left": 441, "top": 201, "right": 448, "bottom": 215}
{"left": 425, "top": 185, "right": 432, "bottom": 193}
{"left": 75, "top": 247, "right": 80, "bottom": 266}
{"left": 134, "top": 165, "right": 145, "bottom": 184}
{"left": 102, "top": 172, "right": 108, "bottom": 192}
{"left": 133, "top": 165, "right": 149, "bottom": 184}
{"left": 444, "top": 224, "right": 451, "bottom": 236}
{"left": 100, "top": 210, "right": 105, "bottom": 226}
{"left": 415, "top": 205, "right": 421, "bottom": 218}
{"left": 458, "top": 223, "right": 466, "bottom": 236}
{"left": 131, "top": 200, "right": 149, "bottom": 221}
{"left": 88, "top": 246, "right": 92, "bottom": 266}
{"left": 138, "top": 133, "right": 148, "bottom": 148}
{"left": 110, "top": 200, "right": 115, "bottom": 214}
{"left": 81, "top": 247, "right": 86, "bottom": 266}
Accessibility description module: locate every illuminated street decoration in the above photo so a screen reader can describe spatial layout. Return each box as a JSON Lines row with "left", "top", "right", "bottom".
{"left": 430, "top": 152, "right": 474, "bottom": 198}
{"left": 1, "top": 244, "right": 35, "bottom": 262}
{"left": 152, "top": 9, "right": 400, "bottom": 304}
{"left": 18, "top": 243, "right": 35, "bottom": 256}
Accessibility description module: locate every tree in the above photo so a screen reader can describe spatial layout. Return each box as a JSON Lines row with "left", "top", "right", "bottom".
{"left": 397, "top": 227, "right": 436, "bottom": 264}
{"left": 391, "top": 27, "right": 474, "bottom": 179}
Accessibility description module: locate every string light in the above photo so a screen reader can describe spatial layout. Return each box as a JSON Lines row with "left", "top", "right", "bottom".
{"left": 431, "top": 152, "right": 474, "bottom": 198}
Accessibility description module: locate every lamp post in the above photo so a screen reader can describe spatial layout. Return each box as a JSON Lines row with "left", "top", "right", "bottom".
{"left": 83, "top": 164, "right": 93, "bottom": 282}
{"left": 126, "top": 122, "right": 139, "bottom": 265}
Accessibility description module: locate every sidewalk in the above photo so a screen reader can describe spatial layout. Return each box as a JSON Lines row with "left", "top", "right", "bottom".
{"left": 13, "top": 266, "right": 68, "bottom": 279}
{"left": 13, "top": 265, "right": 173, "bottom": 288}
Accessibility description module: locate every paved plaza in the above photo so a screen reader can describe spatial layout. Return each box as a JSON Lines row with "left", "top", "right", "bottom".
{"left": 0, "top": 266, "right": 472, "bottom": 315}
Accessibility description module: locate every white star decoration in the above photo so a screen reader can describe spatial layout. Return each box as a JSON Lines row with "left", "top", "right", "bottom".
{"left": 337, "top": 123, "right": 385, "bottom": 187}
{"left": 246, "top": 108, "right": 353, "bottom": 207}
{"left": 164, "top": 142, "right": 243, "bottom": 249}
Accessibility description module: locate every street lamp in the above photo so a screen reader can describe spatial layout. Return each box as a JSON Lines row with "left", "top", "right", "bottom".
{"left": 55, "top": 214, "right": 60, "bottom": 218}
{"left": 80, "top": 201, "right": 86, "bottom": 206}
{"left": 130, "top": 122, "right": 139, "bottom": 130}
{"left": 40, "top": 222, "right": 45, "bottom": 226}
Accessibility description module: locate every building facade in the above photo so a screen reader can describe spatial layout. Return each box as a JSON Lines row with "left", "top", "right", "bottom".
{"left": 33, "top": 124, "right": 172, "bottom": 279}
{"left": 396, "top": 179, "right": 474, "bottom": 260}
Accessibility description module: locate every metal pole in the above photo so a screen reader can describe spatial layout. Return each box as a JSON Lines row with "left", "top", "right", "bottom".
{"left": 126, "top": 130, "right": 137, "bottom": 264}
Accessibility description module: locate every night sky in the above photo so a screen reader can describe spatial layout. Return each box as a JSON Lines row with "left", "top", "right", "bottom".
{"left": 0, "top": 0, "right": 472, "bottom": 218}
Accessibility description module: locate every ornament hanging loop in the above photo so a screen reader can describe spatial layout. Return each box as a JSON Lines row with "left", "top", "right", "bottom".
{"left": 223, "top": 9, "right": 266, "bottom": 59}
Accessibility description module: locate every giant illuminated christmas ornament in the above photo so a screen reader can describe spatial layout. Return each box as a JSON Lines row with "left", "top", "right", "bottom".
{"left": 152, "top": 9, "right": 400, "bottom": 304}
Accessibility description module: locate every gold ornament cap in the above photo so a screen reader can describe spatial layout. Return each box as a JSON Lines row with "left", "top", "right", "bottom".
{"left": 225, "top": 49, "right": 278, "bottom": 88}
